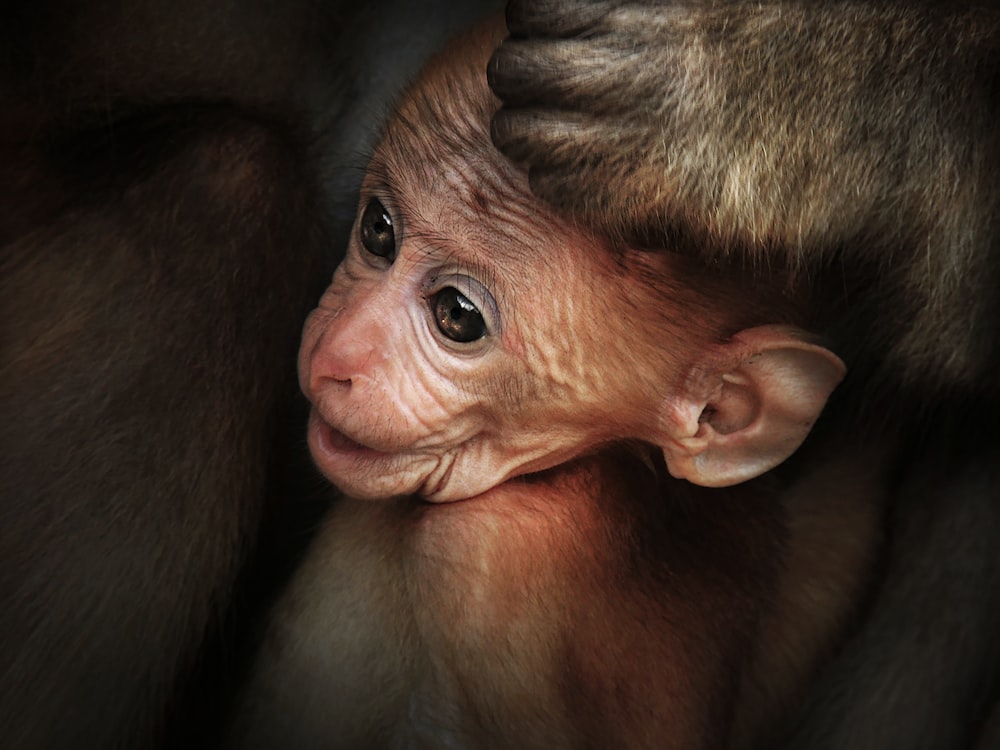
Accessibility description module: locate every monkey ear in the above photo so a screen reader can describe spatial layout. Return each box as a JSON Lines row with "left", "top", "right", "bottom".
{"left": 658, "top": 326, "right": 845, "bottom": 487}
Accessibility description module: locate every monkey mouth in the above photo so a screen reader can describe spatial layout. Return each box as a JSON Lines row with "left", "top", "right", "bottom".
{"left": 311, "top": 412, "right": 377, "bottom": 455}
{"left": 324, "top": 424, "right": 366, "bottom": 452}
{"left": 307, "top": 409, "right": 397, "bottom": 485}
{"left": 308, "top": 410, "right": 450, "bottom": 502}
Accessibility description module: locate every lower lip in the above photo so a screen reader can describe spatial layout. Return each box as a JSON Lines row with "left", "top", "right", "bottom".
{"left": 307, "top": 411, "right": 389, "bottom": 477}
{"left": 323, "top": 423, "right": 365, "bottom": 452}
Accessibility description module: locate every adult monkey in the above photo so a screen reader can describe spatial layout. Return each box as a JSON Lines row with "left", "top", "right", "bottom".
{"left": 0, "top": 1, "right": 499, "bottom": 747}
{"left": 488, "top": 2, "right": 1000, "bottom": 748}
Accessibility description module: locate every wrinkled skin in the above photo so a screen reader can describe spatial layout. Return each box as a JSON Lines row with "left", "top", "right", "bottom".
{"left": 297, "top": 173, "right": 679, "bottom": 502}
{"left": 297, "top": 26, "right": 842, "bottom": 503}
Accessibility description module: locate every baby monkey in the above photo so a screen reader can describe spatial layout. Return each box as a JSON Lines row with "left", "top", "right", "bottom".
{"left": 234, "top": 15, "right": 882, "bottom": 750}
{"left": 299, "top": 41, "right": 844, "bottom": 505}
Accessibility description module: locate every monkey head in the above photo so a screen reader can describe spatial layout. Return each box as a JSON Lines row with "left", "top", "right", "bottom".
{"left": 298, "top": 19, "right": 845, "bottom": 503}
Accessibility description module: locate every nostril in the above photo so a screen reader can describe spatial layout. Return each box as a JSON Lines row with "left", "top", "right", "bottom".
{"left": 320, "top": 373, "right": 351, "bottom": 392}
{"left": 307, "top": 328, "right": 376, "bottom": 396}
{"left": 306, "top": 369, "right": 352, "bottom": 402}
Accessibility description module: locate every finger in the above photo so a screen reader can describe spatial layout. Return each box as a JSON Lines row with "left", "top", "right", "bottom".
{"left": 490, "top": 106, "right": 617, "bottom": 172}
{"left": 488, "top": 38, "right": 639, "bottom": 112}
{"left": 504, "top": 0, "right": 613, "bottom": 38}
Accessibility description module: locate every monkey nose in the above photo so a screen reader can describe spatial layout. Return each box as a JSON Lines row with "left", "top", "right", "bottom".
{"left": 305, "top": 363, "right": 358, "bottom": 416}
{"left": 306, "top": 330, "right": 379, "bottom": 402}
{"left": 308, "top": 352, "right": 358, "bottom": 399}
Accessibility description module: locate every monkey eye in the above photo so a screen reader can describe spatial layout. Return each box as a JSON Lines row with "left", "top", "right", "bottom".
{"left": 431, "top": 287, "right": 487, "bottom": 343}
{"left": 360, "top": 198, "right": 396, "bottom": 262}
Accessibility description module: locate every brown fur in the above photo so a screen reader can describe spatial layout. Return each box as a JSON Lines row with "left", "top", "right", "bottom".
{"left": 233, "top": 443, "right": 885, "bottom": 750}
{"left": 383, "top": 33, "right": 805, "bottom": 344}
{"left": 0, "top": 107, "right": 330, "bottom": 747}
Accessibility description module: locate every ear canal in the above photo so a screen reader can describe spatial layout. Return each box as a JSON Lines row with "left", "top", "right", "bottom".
{"left": 660, "top": 326, "right": 846, "bottom": 487}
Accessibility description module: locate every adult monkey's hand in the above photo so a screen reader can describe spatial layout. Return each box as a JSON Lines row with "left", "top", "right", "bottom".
{"left": 488, "top": 0, "right": 1000, "bottom": 391}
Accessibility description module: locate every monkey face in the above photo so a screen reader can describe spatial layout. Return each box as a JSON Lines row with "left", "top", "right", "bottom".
{"left": 299, "top": 195, "right": 501, "bottom": 502}
{"left": 297, "top": 167, "right": 671, "bottom": 503}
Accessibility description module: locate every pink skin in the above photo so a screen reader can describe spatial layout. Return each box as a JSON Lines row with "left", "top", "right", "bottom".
{"left": 297, "top": 169, "right": 675, "bottom": 503}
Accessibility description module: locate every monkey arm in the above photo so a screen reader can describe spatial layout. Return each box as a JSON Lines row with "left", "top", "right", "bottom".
{"left": 489, "top": 0, "right": 997, "bottom": 259}
{"left": 489, "top": 0, "right": 1000, "bottom": 391}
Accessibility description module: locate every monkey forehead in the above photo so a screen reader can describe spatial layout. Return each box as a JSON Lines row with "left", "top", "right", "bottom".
{"left": 370, "top": 130, "right": 560, "bottom": 260}
{"left": 380, "top": 12, "right": 506, "bottom": 176}
{"left": 369, "top": 16, "right": 589, "bottom": 270}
